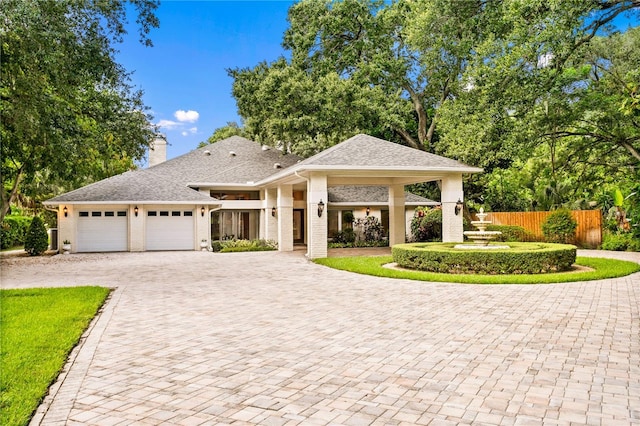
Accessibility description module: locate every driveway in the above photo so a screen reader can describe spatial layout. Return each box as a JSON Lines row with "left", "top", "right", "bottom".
{"left": 1, "top": 250, "right": 639, "bottom": 425}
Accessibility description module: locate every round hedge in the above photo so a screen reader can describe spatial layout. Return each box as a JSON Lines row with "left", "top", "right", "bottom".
{"left": 392, "top": 242, "right": 577, "bottom": 274}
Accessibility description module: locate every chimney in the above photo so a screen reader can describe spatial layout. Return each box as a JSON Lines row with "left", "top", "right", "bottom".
{"left": 149, "top": 135, "right": 167, "bottom": 167}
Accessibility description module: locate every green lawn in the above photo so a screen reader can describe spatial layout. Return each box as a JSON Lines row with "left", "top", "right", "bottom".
{"left": 315, "top": 256, "right": 640, "bottom": 284}
{"left": 0, "top": 286, "right": 111, "bottom": 426}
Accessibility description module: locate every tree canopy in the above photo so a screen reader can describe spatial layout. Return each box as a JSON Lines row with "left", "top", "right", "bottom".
{"left": 0, "top": 0, "right": 160, "bottom": 221}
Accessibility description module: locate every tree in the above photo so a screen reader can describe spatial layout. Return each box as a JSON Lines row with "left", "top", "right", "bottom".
{"left": 230, "top": 0, "right": 475, "bottom": 154}
{"left": 0, "top": 0, "right": 160, "bottom": 221}
{"left": 24, "top": 216, "right": 48, "bottom": 256}
{"left": 436, "top": 0, "right": 639, "bottom": 170}
{"left": 198, "top": 122, "right": 245, "bottom": 148}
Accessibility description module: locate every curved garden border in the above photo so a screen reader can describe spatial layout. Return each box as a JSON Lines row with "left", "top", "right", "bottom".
{"left": 314, "top": 256, "right": 640, "bottom": 284}
{"left": 392, "top": 242, "right": 576, "bottom": 274}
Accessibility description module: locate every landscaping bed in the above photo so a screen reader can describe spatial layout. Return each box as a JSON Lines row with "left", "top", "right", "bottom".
{"left": 392, "top": 242, "right": 577, "bottom": 274}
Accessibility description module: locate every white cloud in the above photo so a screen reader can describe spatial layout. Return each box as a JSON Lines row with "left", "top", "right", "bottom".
{"left": 181, "top": 127, "right": 198, "bottom": 137}
{"left": 174, "top": 110, "right": 200, "bottom": 123}
{"left": 157, "top": 119, "right": 180, "bottom": 129}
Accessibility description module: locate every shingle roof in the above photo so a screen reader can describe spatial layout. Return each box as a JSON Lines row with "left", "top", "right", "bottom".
{"left": 45, "top": 134, "right": 481, "bottom": 204}
{"left": 294, "top": 134, "right": 481, "bottom": 170}
{"left": 45, "top": 170, "right": 215, "bottom": 204}
{"left": 149, "top": 136, "right": 302, "bottom": 184}
{"left": 328, "top": 186, "right": 439, "bottom": 205}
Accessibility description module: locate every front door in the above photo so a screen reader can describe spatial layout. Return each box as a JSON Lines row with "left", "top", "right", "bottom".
{"left": 293, "top": 209, "right": 304, "bottom": 244}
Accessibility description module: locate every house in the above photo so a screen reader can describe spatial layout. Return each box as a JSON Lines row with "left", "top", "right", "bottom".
{"left": 44, "top": 134, "right": 482, "bottom": 258}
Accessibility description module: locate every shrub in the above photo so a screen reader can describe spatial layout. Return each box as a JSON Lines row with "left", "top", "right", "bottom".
{"left": 392, "top": 242, "right": 577, "bottom": 274}
{"left": 601, "top": 231, "right": 640, "bottom": 251}
{"left": 486, "top": 225, "right": 537, "bottom": 242}
{"left": 542, "top": 209, "right": 577, "bottom": 244}
{"left": 0, "top": 215, "right": 32, "bottom": 249}
{"left": 411, "top": 207, "right": 442, "bottom": 242}
{"left": 218, "top": 239, "right": 277, "bottom": 252}
{"left": 24, "top": 216, "right": 48, "bottom": 256}
{"left": 211, "top": 241, "right": 223, "bottom": 252}
{"left": 354, "top": 216, "right": 385, "bottom": 242}
{"left": 342, "top": 211, "right": 355, "bottom": 226}
{"left": 333, "top": 228, "right": 356, "bottom": 244}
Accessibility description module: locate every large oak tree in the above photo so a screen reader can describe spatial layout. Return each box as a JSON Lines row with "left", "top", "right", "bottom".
{"left": 1, "top": 0, "right": 159, "bottom": 220}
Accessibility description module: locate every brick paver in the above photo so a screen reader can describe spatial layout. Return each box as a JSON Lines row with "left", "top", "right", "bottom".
{"left": 1, "top": 249, "right": 638, "bottom": 425}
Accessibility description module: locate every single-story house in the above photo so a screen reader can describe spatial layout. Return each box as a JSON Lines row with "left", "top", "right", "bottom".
{"left": 44, "top": 134, "right": 482, "bottom": 258}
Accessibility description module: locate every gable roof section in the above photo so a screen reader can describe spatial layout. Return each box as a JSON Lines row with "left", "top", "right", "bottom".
{"left": 44, "top": 170, "right": 215, "bottom": 204}
{"left": 295, "top": 134, "right": 481, "bottom": 170}
{"left": 328, "top": 186, "right": 439, "bottom": 205}
{"left": 149, "top": 136, "right": 302, "bottom": 185}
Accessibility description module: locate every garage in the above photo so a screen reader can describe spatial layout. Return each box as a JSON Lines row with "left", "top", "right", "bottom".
{"left": 77, "top": 210, "right": 128, "bottom": 252}
{"left": 145, "top": 209, "right": 195, "bottom": 250}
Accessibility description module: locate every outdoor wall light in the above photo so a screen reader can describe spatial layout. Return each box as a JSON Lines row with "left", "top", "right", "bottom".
{"left": 63, "top": 206, "right": 68, "bottom": 217}
{"left": 272, "top": 206, "right": 277, "bottom": 217}
{"left": 455, "top": 199, "right": 464, "bottom": 216}
{"left": 317, "top": 199, "right": 325, "bottom": 217}
{"left": 134, "top": 206, "right": 139, "bottom": 217}
{"left": 201, "top": 206, "right": 206, "bottom": 217}
{"left": 366, "top": 206, "right": 370, "bottom": 216}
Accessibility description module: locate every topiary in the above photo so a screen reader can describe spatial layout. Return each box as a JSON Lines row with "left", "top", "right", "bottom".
{"left": 24, "top": 216, "right": 49, "bottom": 256}
{"left": 542, "top": 208, "right": 578, "bottom": 244}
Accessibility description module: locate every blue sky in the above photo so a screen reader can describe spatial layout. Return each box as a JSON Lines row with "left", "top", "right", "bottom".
{"left": 117, "top": 1, "right": 295, "bottom": 161}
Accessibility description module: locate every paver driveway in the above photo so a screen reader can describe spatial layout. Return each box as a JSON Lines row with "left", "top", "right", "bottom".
{"left": 1, "top": 250, "right": 639, "bottom": 425}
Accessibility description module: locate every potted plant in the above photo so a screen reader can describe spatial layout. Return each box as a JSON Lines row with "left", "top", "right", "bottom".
{"left": 62, "top": 240, "right": 71, "bottom": 254}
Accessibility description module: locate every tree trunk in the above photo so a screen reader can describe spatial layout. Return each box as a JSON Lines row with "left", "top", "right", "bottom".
{"left": 0, "top": 167, "right": 24, "bottom": 222}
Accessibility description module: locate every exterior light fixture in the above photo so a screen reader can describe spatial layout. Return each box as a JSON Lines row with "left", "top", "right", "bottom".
{"left": 63, "top": 206, "right": 68, "bottom": 217}
{"left": 366, "top": 206, "right": 370, "bottom": 216}
{"left": 271, "top": 206, "right": 276, "bottom": 217}
{"left": 201, "top": 206, "right": 206, "bottom": 217}
{"left": 455, "top": 199, "right": 464, "bottom": 216}
{"left": 317, "top": 199, "right": 325, "bottom": 217}
{"left": 134, "top": 206, "right": 139, "bottom": 217}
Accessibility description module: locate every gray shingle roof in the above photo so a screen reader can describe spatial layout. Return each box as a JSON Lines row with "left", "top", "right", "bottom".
{"left": 45, "top": 170, "right": 215, "bottom": 204}
{"left": 45, "top": 134, "right": 480, "bottom": 204}
{"left": 149, "top": 136, "right": 302, "bottom": 184}
{"left": 294, "top": 134, "right": 481, "bottom": 170}
{"left": 328, "top": 186, "right": 439, "bottom": 205}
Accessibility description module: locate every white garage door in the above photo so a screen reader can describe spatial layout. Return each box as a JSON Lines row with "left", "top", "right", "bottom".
{"left": 77, "top": 210, "right": 128, "bottom": 252}
{"left": 146, "top": 209, "right": 194, "bottom": 250}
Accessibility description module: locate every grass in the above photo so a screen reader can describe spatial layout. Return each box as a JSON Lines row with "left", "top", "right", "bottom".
{"left": 0, "top": 286, "right": 111, "bottom": 426}
{"left": 315, "top": 256, "right": 640, "bottom": 284}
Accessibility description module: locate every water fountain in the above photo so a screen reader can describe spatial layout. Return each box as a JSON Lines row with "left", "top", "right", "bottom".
{"left": 455, "top": 207, "right": 509, "bottom": 249}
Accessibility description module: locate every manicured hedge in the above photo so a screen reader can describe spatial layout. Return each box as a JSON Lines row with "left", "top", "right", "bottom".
{"left": 392, "top": 242, "right": 577, "bottom": 274}
{"left": 0, "top": 216, "right": 33, "bottom": 249}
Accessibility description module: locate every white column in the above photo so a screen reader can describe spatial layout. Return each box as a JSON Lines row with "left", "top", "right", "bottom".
{"left": 196, "top": 205, "right": 209, "bottom": 250}
{"left": 264, "top": 188, "right": 278, "bottom": 242}
{"left": 58, "top": 204, "right": 75, "bottom": 253}
{"left": 129, "top": 204, "right": 144, "bottom": 251}
{"left": 277, "top": 185, "right": 294, "bottom": 252}
{"left": 388, "top": 184, "right": 406, "bottom": 246}
{"left": 441, "top": 174, "right": 464, "bottom": 242}
{"left": 307, "top": 173, "right": 328, "bottom": 259}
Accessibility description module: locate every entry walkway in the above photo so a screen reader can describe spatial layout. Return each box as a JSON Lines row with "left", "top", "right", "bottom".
{"left": 1, "top": 250, "right": 638, "bottom": 425}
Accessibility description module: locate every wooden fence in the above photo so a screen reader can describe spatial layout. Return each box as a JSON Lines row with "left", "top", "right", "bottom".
{"left": 484, "top": 210, "right": 602, "bottom": 247}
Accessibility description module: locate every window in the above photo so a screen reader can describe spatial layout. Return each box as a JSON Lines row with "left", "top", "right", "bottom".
{"left": 105, "top": 211, "right": 115, "bottom": 217}
{"left": 171, "top": 211, "right": 181, "bottom": 217}
{"left": 117, "top": 211, "right": 127, "bottom": 217}
{"left": 91, "top": 211, "right": 102, "bottom": 217}
{"left": 159, "top": 211, "right": 169, "bottom": 216}
{"left": 184, "top": 211, "right": 193, "bottom": 216}
{"left": 79, "top": 212, "right": 89, "bottom": 217}
{"left": 148, "top": 211, "right": 157, "bottom": 217}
